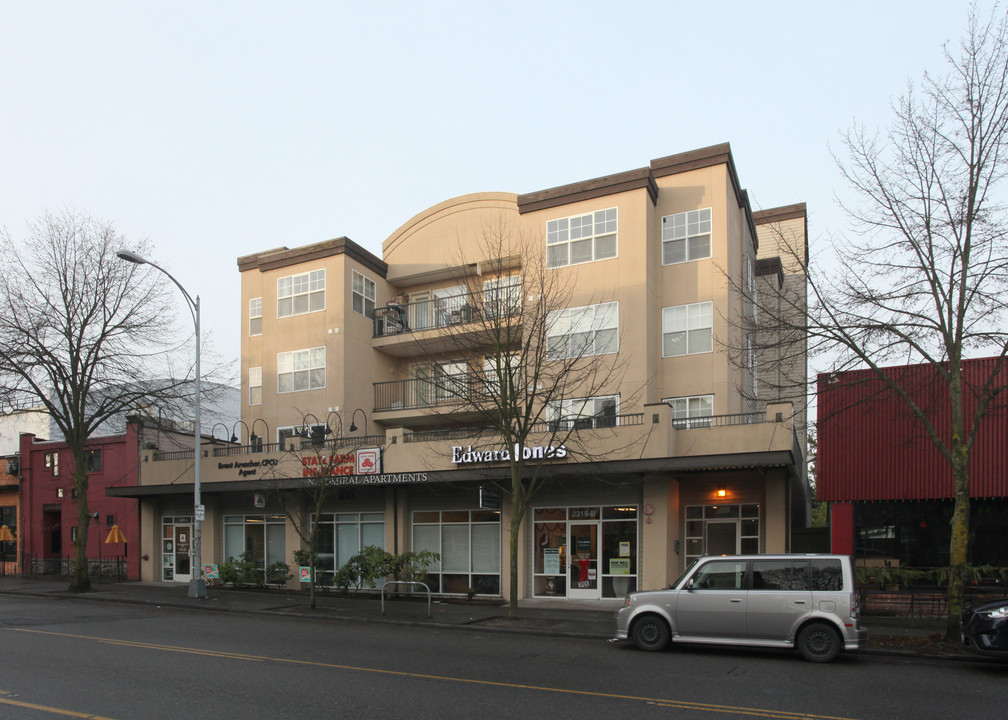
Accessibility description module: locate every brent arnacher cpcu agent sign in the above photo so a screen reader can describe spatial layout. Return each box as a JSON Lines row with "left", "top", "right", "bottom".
{"left": 451, "top": 443, "right": 568, "bottom": 465}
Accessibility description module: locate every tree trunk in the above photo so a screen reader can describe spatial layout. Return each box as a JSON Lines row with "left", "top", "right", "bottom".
{"left": 70, "top": 463, "right": 92, "bottom": 593}
{"left": 947, "top": 455, "right": 971, "bottom": 639}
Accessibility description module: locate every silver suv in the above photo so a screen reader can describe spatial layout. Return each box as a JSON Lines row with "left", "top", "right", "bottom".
{"left": 613, "top": 554, "right": 867, "bottom": 662}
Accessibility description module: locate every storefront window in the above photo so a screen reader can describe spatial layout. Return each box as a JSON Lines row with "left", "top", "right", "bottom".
{"left": 309, "top": 512, "right": 385, "bottom": 585}
{"left": 533, "top": 506, "right": 638, "bottom": 599}
{"left": 411, "top": 510, "right": 500, "bottom": 595}
{"left": 223, "top": 515, "right": 286, "bottom": 570}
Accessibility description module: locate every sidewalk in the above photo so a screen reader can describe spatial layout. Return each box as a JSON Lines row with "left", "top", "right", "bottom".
{"left": 0, "top": 576, "right": 965, "bottom": 659}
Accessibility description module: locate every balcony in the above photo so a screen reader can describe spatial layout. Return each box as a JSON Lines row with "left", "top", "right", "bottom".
{"left": 372, "top": 290, "right": 521, "bottom": 358}
{"left": 373, "top": 373, "right": 488, "bottom": 427}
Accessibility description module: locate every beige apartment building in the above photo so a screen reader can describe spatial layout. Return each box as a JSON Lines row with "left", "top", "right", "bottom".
{"left": 117, "top": 143, "right": 809, "bottom": 602}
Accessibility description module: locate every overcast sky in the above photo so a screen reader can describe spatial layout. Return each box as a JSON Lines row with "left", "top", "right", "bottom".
{"left": 0, "top": 1, "right": 985, "bottom": 375}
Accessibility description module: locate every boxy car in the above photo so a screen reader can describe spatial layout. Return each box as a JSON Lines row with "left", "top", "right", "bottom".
{"left": 613, "top": 554, "right": 868, "bottom": 662}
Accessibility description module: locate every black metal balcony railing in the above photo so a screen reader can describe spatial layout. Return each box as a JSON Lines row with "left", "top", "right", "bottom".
{"left": 374, "top": 372, "right": 477, "bottom": 412}
{"left": 670, "top": 411, "right": 767, "bottom": 430}
{"left": 373, "top": 289, "right": 520, "bottom": 338}
{"left": 404, "top": 413, "right": 644, "bottom": 443}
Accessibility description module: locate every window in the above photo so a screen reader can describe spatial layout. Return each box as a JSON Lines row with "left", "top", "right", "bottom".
{"left": 277, "top": 346, "right": 326, "bottom": 393}
{"left": 483, "top": 275, "right": 521, "bottom": 319}
{"left": 311, "top": 512, "right": 386, "bottom": 583}
{"left": 662, "top": 208, "right": 711, "bottom": 265}
{"left": 690, "top": 559, "right": 746, "bottom": 590}
{"left": 277, "top": 424, "right": 329, "bottom": 451}
{"left": 223, "top": 515, "right": 286, "bottom": 577}
{"left": 84, "top": 448, "right": 102, "bottom": 473}
{"left": 249, "top": 297, "right": 262, "bottom": 335}
{"left": 412, "top": 510, "right": 501, "bottom": 595}
{"left": 546, "top": 302, "right": 618, "bottom": 359}
{"left": 662, "top": 301, "right": 713, "bottom": 356}
{"left": 249, "top": 366, "right": 262, "bottom": 406}
{"left": 0, "top": 505, "right": 15, "bottom": 558}
{"left": 664, "top": 394, "right": 713, "bottom": 428}
{"left": 352, "top": 270, "right": 376, "bottom": 319}
{"left": 684, "top": 504, "right": 760, "bottom": 564}
{"left": 44, "top": 451, "right": 59, "bottom": 477}
{"left": 278, "top": 269, "right": 325, "bottom": 318}
{"left": 546, "top": 208, "right": 618, "bottom": 268}
{"left": 547, "top": 395, "right": 619, "bottom": 430}
{"left": 482, "top": 354, "right": 518, "bottom": 397}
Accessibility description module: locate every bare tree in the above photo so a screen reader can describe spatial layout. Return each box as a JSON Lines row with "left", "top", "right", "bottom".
{"left": 385, "top": 218, "right": 633, "bottom": 612}
{"left": 754, "top": 5, "right": 1008, "bottom": 637}
{"left": 0, "top": 209, "right": 190, "bottom": 592}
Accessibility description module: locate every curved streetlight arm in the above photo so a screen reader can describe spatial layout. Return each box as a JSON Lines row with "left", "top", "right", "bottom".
{"left": 117, "top": 247, "right": 206, "bottom": 599}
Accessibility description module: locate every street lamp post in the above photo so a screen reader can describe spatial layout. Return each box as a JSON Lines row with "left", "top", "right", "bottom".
{"left": 117, "top": 248, "right": 206, "bottom": 599}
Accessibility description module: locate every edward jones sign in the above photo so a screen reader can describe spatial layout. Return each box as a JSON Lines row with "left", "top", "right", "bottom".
{"left": 451, "top": 443, "right": 567, "bottom": 465}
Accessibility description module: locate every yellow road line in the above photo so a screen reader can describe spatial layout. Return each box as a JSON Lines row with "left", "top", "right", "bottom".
{"left": 4, "top": 628, "right": 861, "bottom": 720}
{"left": 0, "top": 690, "right": 118, "bottom": 719}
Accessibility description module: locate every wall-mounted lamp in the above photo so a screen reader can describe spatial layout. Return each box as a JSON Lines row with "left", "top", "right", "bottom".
{"left": 717, "top": 487, "right": 727, "bottom": 498}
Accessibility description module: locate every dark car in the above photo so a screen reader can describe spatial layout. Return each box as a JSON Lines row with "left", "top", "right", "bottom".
{"left": 961, "top": 598, "right": 1008, "bottom": 657}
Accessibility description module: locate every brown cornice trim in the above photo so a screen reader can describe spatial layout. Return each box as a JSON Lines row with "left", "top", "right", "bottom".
{"left": 237, "top": 237, "right": 388, "bottom": 277}
{"left": 517, "top": 166, "right": 658, "bottom": 214}
{"left": 753, "top": 203, "right": 807, "bottom": 225}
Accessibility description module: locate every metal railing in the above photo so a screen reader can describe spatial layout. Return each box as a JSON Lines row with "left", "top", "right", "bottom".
{"left": 374, "top": 373, "right": 476, "bottom": 412}
{"left": 20, "top": 554, "right": 128, "bottom": 582}
{"left": 670, "top": 411, "right": 766, "bottom": 430}
{"left": 403, "top": 413, "right": 645, "bottom": 443}
{"left": 373, "top": 288, "right": 520, "bottom": 338}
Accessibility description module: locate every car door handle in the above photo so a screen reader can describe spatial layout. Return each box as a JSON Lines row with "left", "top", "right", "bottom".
{"left": 730, "top": 598, "right": 743, "bottom": 603}
{"left": 794, "top": 600, "right": 806, "bottom": 605}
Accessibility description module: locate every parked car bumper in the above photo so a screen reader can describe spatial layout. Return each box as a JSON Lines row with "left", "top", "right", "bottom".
{"left": 961, "top": 598, "right": 1008, "bottom": 658}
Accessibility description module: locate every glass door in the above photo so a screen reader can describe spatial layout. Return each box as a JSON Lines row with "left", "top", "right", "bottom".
{"left": 162, "top": 519, "right": 192, "bottom": 583}
{"left": 706, "top": 520, "right": 738, "bottom": 556}
{"left": 568, "top": 521, "right": 600, "bottom": 599}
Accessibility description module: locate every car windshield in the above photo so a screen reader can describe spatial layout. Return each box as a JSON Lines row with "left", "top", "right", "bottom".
{"left": 669, "top": 559, "right": 698, "bottom": 589}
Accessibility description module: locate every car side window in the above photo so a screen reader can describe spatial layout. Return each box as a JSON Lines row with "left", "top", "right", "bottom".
{"left": 810, "top": 559, "right": 843, "bottom": 591}
{"left": 690, "top": 560, "right": 746, "bottom": 590}
{"left": 751, "top": 560, "right": 810, "bottom": 590}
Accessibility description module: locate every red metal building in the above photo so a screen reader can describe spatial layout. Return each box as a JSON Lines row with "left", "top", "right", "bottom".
{"left": 817, "top": 357, "right": 1008, "bottom": 566}
{"left": 18, "top": 423, "right": 142, "bottom": 580}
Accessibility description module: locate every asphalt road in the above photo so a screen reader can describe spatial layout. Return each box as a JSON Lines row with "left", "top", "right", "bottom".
{"left": 0, "top": 594, "right": 1005, "bottom": 720}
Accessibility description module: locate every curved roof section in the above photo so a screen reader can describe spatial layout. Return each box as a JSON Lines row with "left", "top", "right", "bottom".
{"left": 382, "top": 192, "right": 519, "bottom": 265}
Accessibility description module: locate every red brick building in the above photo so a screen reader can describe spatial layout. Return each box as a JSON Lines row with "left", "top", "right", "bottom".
{"left": 18, "top": 423, "right": 143, "bottom": 579}
{"left": 817, "top": 357, "right": 1008, "bottom": 567}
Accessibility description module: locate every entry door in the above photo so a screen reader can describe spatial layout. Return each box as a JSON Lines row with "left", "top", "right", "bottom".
{"left": 706, "top": 520, "right": 738, "bottom": 555}
{"left": 568, "top": 522, "right": 600, "bottom": 599}
{"left": 163, "top": 523, "right": 192, "bottom": 583}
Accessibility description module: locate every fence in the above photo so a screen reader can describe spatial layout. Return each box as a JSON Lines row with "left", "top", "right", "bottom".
{"left": 15, "top": 554, "right": 129, "bottom": 583}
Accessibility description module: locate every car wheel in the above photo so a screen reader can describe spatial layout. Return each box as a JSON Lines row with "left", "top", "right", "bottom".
{"left": 797, "top": 622, "right": 841, "bottom": 663}
{"left": 632, "top": 614, "right": 670, "bottom": 651}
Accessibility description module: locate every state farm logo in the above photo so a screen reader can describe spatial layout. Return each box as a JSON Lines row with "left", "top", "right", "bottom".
{"left": 355, "top": 448, "right": 380, "bottom": 475}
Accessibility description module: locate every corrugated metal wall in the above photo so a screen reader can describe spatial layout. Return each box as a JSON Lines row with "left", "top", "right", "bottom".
{"left": 818, "top": 357, "right": 1008, "bottom": 501}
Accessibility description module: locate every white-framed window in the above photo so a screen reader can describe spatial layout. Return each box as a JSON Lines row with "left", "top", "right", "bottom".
{"left": 277, "top": 346, "right": 326, "bottom": 393}
{"left": 482, "top": 275, "right": 521, "bottom": 319}
{"left": 44, "top": 451, "right": 59, "bottom": 477}
{"left": 546, "top": 208, "right": 618, "bottom": 268}
{"left": 547, "top": 395, "right": 619, "bottom": 430}
{"left": 352, "top": 270, "right": 376, "bottom": 319}
{"left": 249, "top": 366, "right": 262, "bottom": 406}
{"left": 482, "top": 354, "right": 519, "bottom": 397}
{"left": 546, "top": 301, "right": 618, "bottom": 359}
{"left": 412, "top": 509, "right": 501, "bottom": 595}
{"left": 662, "top": 301, "right": 713, "bottom": 357}
{"left": 223, "top": 514, "right": 287, "bottom": 570}
{"left": 278, "top": 269, "right": 325, "bottom": 318}
{"left": 277, "top": 423, "right": 329, "bottom": 450}
{"left": 662, "top": 208, "right": 712, "bottom": 265}
{"left": 664, "top": 394, "right": 713, "bottom": 428}
{"left": 249, "top": 297, "right": 262, "bottom": 335}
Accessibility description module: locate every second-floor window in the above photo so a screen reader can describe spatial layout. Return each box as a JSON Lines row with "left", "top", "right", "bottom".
{"left": 352, "top": 270, "right": 376, "bottom": 319}
{"left": 84, "top": 448, "right": 102, "bottom": 473}
{"left": 662, "top": 208, "right": 712, "bottom": 265}
{"left": 278, "top": 269, "right": 325, "bottom": 318}
{"left": 277, "top": 347, "right": 326, "bottom": 393}
{"left": 546, "top": 208, "right": 618, "bottom": 268}
{"left": 249, "top": 366, "right": 262, "bottom": 405}
{"left": 546, "top": 302, "right": 618, "bottom": 359}
{"left": 249, "top": 298, "right": 262, "bottom": 335}
{"left": 548, "top": 395, "right": 619, "bottom": 430}
{"left": 664, "top": 394, "right": 713, "bottom": 427}
{"left": 45, "top": 451, "right": 59, "bottom": 476}
{"left": 662, "top": 301, "right": 713, "bottom": 357}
